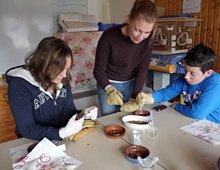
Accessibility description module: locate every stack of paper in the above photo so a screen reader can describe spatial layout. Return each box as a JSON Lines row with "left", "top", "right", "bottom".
{"left": 180, "top": 119, "right": 220, "bottom": 144}
{"left": 58, "top": 13, "right": 98, "bottom": 32}
{"left": 10, "top": 138, "right": 81, "bottom": 169}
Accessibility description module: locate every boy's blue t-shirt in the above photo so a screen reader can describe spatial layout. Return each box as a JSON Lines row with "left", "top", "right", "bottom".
{"left": 152, "top": 72, "right": 220, "bottom": 124}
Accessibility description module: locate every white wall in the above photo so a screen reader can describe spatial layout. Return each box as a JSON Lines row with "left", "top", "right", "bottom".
{"left": 97, "top": 0, "right": 157, "bottom": 23}
{"left": 88, "top": 0, "right": 102, "bottom": 22}
{"left": 88, "top": 0, "right": 135, "bottom": 23}
{"left": 0, "top": 0, "right": 88, "bottom": 74}
{"left": 108, "top": 0, "right": 134, "bottom": 23}
{"left": 88, "top": 0, "right": 111, "bottom": 23}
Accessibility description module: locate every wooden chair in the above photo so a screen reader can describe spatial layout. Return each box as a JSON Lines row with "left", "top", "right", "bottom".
{"left": 0, "top": 82, "right": 17, "bottom": 143}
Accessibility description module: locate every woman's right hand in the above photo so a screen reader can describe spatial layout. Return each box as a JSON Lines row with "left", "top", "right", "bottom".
{"left": 120, "top": 99, "right": 139, "bottom": 113}
{"left": 59, "top": 114, "right": 84, "bottom": 139}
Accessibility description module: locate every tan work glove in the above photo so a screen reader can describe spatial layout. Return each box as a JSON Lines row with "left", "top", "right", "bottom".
{"left": 120, "top": 99, "right": 139, "bottom": 113}
{"left": 136, "top": 92, "right": 154, "bottom": 105}
{"left": 105, "top": 85, "right": 123, "bottom": 106}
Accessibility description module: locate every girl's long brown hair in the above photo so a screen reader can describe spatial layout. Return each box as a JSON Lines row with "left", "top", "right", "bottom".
{"left": 25, "top": 37, "right": 73, "bottom": 90}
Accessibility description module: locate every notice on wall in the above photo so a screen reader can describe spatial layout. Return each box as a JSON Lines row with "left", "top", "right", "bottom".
{"left": 52, "top": 0, "right": 88, "bottom": 31}
{"left": 183, "top": 0, "right": 201, "bottom": 13}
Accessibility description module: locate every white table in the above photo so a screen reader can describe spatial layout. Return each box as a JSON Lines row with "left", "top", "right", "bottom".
{"left": 0, "top": 117, "right": 165, "bottom": 170}
{"left": 98, "top": 104, "right": 220, "bottom": 170}
{"left": 1, "top": 105, "right": 219, "bottom": 170}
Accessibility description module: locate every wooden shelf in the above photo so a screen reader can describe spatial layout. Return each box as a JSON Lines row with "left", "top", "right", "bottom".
{"left": 157, "top": 17, "right": 203, "bottom": 22}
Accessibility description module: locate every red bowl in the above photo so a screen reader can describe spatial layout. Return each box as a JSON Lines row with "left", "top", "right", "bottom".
{"left": 104, "top": 125, "right": 125, "bottom": 139}
{"left": 124, "top": 145, "right": 150, "bottom": 164}
{"left": 133, "top": 110, "right": 150, "bottom": 116}
{"left": 27, "top": 142, "right": 39, "bottom": 153}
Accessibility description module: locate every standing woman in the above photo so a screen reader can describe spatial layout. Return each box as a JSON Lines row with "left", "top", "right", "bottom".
{"left": 93, "top": 0, "right": 157, "bottom": 115}
{"left": 5, "top": 37, "right": 97, "bottom": 141}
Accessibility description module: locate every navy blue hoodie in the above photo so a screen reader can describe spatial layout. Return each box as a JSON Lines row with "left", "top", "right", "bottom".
{"left": 6, "top": 66, "right": 78, "bottom": 141}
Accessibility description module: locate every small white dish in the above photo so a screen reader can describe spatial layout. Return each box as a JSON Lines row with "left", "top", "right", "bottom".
{"left": 122, "top": 115, "right": 151, "bottom": 130}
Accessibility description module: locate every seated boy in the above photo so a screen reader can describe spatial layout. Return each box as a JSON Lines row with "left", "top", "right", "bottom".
{"left": 121, "top": 44, "right": 220, "bottom": 124}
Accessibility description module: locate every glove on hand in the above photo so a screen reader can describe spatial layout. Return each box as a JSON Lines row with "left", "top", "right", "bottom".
{"left": 105, "top": 85, "right": 123, "bottom": 106}
{"left": 136, "top": 92, "right": 154, "bottom": 105}
{"left": 120, "top": 99, "right": 139, "bottom": 113}
{"left": 59, "top": 114, "right": 84, "bottom": 139}
{"left": 83, "top": 106, "right": 98, "bottom": 120}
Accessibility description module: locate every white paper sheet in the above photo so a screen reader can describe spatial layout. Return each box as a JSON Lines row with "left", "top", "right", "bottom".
{"left": 183, "top": 0, "right": 201, "bottom": 13}
{"left": 180, "top": 119, "right": 220, "bottom": 144}
{"left": 10, "top": 138, "right": 82, "bottom": 170}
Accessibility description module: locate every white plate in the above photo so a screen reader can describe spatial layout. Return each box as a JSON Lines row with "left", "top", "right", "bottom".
{"left": 122, "top": 115, "right": 152, "bottom": 130}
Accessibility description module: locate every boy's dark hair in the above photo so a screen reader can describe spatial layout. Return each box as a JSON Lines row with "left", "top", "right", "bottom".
{"left": 185, "top": 43, "right": 216, "bottom": 73}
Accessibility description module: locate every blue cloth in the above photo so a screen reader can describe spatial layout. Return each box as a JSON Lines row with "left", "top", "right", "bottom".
{"left": 97, "top": 80, "right": 134, "bottom": 116}
{"left": 158, "top": 14, "right": 194, "bottom": 18}
{"left": 5, "top": 66, "right": 78, "bottom": 141}
{"left": 97, "top": 22, "right": 121, "bottom": 31}
{"left": 152, "top": 72, "right": 220, "bottom": 124}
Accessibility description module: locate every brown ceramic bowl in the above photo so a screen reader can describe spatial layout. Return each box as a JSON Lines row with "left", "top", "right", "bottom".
{"left": 133, "top": 110, "right": 151, "bottom": 116}
{"left": 124, "top": 145, "right": 150, "bottom": 164}
{"left": 27, "top": 142, "right": 39, "bottom": 153}
{"left": 104, "top": 125, "right": 125, "bottom": 139}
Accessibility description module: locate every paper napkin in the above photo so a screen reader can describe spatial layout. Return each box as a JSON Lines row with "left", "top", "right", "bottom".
{"left": 11, "top": 137, "right": 81, "bottom": 169}
{"left": 180, "top": 119, "right": 220, "bottom": 144}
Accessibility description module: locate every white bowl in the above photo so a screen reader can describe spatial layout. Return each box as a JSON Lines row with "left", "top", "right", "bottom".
{"left": 122, "top": 115, "right": 151, "bottom": 130}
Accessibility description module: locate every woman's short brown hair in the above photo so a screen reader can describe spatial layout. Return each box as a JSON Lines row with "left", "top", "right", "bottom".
{"left": 25, "top": 37, "right": 73, "bottom": 90}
